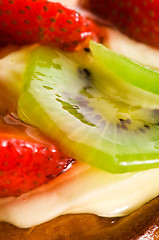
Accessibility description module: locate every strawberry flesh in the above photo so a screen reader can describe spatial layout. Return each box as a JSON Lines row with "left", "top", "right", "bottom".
{"left": 0, "top": 115, "right": 74, "bottom": 198}
{"left": 0, "top": 0, "right": 102, "bottom": 51}
{"left": 80, "top": 0, "right": 159, "bottom": 49}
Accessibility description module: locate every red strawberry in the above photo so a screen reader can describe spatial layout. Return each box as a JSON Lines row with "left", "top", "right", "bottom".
{"left": 80, "top": 0, "right": 159, "bottom": 49}
{"left": 0, "top": 0, "right": 102, "bottom": 51}
{"left": 0, "top": 115, "right": 74, "bottom": 198}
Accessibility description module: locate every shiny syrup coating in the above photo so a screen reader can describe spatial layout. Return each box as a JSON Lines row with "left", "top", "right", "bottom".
{"left": 0, "top": 86, "right": 75, "bottom": 197}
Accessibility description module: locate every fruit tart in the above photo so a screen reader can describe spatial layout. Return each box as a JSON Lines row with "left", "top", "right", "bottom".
{"left": 2, "top": 0, "right": 159, "bottom": 239}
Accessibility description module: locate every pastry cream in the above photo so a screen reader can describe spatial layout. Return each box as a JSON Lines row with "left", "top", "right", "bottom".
{"left": 1, "top": 162, "right": 159, "bottom": 228}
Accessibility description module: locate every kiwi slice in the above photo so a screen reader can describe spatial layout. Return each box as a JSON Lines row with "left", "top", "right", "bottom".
{"left": 18, "top": 46, "right": 159, "bottom": 173}
{"left": 90, "top": 41, "right": 159, "bottom": 96}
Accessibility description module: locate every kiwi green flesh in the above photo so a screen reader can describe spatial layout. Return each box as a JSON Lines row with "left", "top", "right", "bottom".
{"left": 18, "top": 46, "right": 159, "bottom": 173}
{"left": 90, "top": 41, "right": 159, "bottom": 96}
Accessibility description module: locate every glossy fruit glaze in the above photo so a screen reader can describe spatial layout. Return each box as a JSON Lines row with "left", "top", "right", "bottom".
{"left": 0, "top": 81, "right": 75, "bottom": 197}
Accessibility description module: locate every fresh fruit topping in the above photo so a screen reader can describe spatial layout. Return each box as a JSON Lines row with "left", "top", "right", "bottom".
{"left": 18, "top": 45, "right": 159, "bottom": 173}
{"left": 90, "top": 41, "right": 159, "bottom": 95}
{"left": 0, "top": 116, "right": 74, "bottom": 198}
{"left": 0, "top": 0, "right": 102, "bottom": 51}
{"left": 80, "top": 0, "right": 159, "bottom": 48}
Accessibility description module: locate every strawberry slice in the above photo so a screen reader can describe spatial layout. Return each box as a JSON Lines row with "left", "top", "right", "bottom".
{"left": 0, "top": 115, "right": 74, "bottom": 198}
{"left": 80, "top": 0, "right": 159, "bottom": 49}
{"left": 0, "top": 0, "right": 102, "bottom": 51}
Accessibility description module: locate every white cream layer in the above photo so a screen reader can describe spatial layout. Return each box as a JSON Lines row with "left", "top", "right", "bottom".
{"left": 1, "top": 28, "right": 159, "bottom": 228}
{"left": 1, "top": 162, "right": 159, "bottom": 228}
